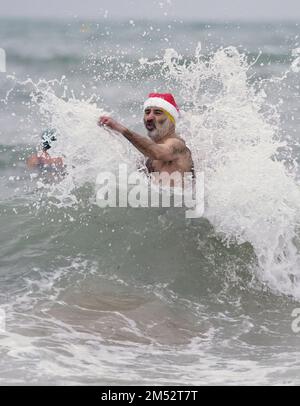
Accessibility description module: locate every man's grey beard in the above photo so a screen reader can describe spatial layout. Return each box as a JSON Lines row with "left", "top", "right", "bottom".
{"left": 147, "top": 119, "right": 174, "bottom": 140}
{"left": 147, "top": 128, "right": 159, "bottom": 139}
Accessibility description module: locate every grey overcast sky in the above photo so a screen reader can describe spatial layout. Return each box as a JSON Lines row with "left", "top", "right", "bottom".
{"left": 0, "top": 0, "right": 300, "bottom": 21}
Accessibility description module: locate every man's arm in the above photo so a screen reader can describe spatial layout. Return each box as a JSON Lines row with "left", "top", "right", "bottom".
{"left": 26, "top": 154, "right": 40, "bottom": 168}
{"left": 39, "top": 156, "right": 64, "bottom": 168}
{"left": 26, "top": 153, "right": 64, "bottom": 169}
{"left": 98, "top": 116, "right": 185, "bottom": 161}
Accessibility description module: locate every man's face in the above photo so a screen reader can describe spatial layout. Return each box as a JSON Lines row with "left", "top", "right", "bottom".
{"left": 143, "top": 107, "right": 174, "bottom": 140}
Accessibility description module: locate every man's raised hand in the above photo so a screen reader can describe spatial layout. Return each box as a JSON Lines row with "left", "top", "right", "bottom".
{"left": 98, "top": 116, "right": 125, "bottom": 134}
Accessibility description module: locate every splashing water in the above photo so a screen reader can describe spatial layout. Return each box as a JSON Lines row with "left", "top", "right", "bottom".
{"left": 157, "top": 44, "right": 300, "bottom": 297}
{"left": 5, "top": 43, "right": 300, "bottom": 298}
{"left": 4, "top": 20, "right": 300, "bottom": 385}
{"left": 36, "top": 91, "right": 136, "bottom": 207}
{"left": 3, "top": 75, "right": 137, "bottom": 206}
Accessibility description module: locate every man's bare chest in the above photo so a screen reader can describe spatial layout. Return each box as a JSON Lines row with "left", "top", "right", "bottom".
{"left": 146, "top": 158, "right": 180, "bottom": 174}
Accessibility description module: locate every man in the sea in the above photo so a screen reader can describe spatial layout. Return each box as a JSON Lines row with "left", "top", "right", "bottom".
{"left": 26, "top": 129, "right": 64, "bottom": 171}
{"left": 98, "top": 93, "right": 194, "bottom": 177}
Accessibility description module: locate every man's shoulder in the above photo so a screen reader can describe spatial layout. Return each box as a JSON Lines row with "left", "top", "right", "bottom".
{"left": 164, "top": 136, "right": 187, "bottom": 152}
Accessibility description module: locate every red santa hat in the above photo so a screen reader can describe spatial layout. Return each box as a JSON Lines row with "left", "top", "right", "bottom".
{"left": 144, "top": 93, "right": 180, "bottom": 122}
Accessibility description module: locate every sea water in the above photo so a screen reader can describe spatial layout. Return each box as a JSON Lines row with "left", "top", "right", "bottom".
{"left": 1, "top": 18, "right": 300, "bottom": 385}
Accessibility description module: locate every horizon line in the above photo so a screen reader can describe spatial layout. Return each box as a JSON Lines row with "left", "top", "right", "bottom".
{"left": 0, "top": 15, "right": 299, "bottom": 24}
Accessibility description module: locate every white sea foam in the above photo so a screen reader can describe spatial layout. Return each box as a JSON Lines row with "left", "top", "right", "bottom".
{"left": 158, "top": 45, "right": 300, "bottom": 297}
{"left": 6, "top": 44, "right": 300, "bottom": 298}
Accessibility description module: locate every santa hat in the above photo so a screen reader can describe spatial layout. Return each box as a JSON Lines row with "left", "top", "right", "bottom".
{"left": 144, "top": 93, "right": 180, "bottom": 122}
